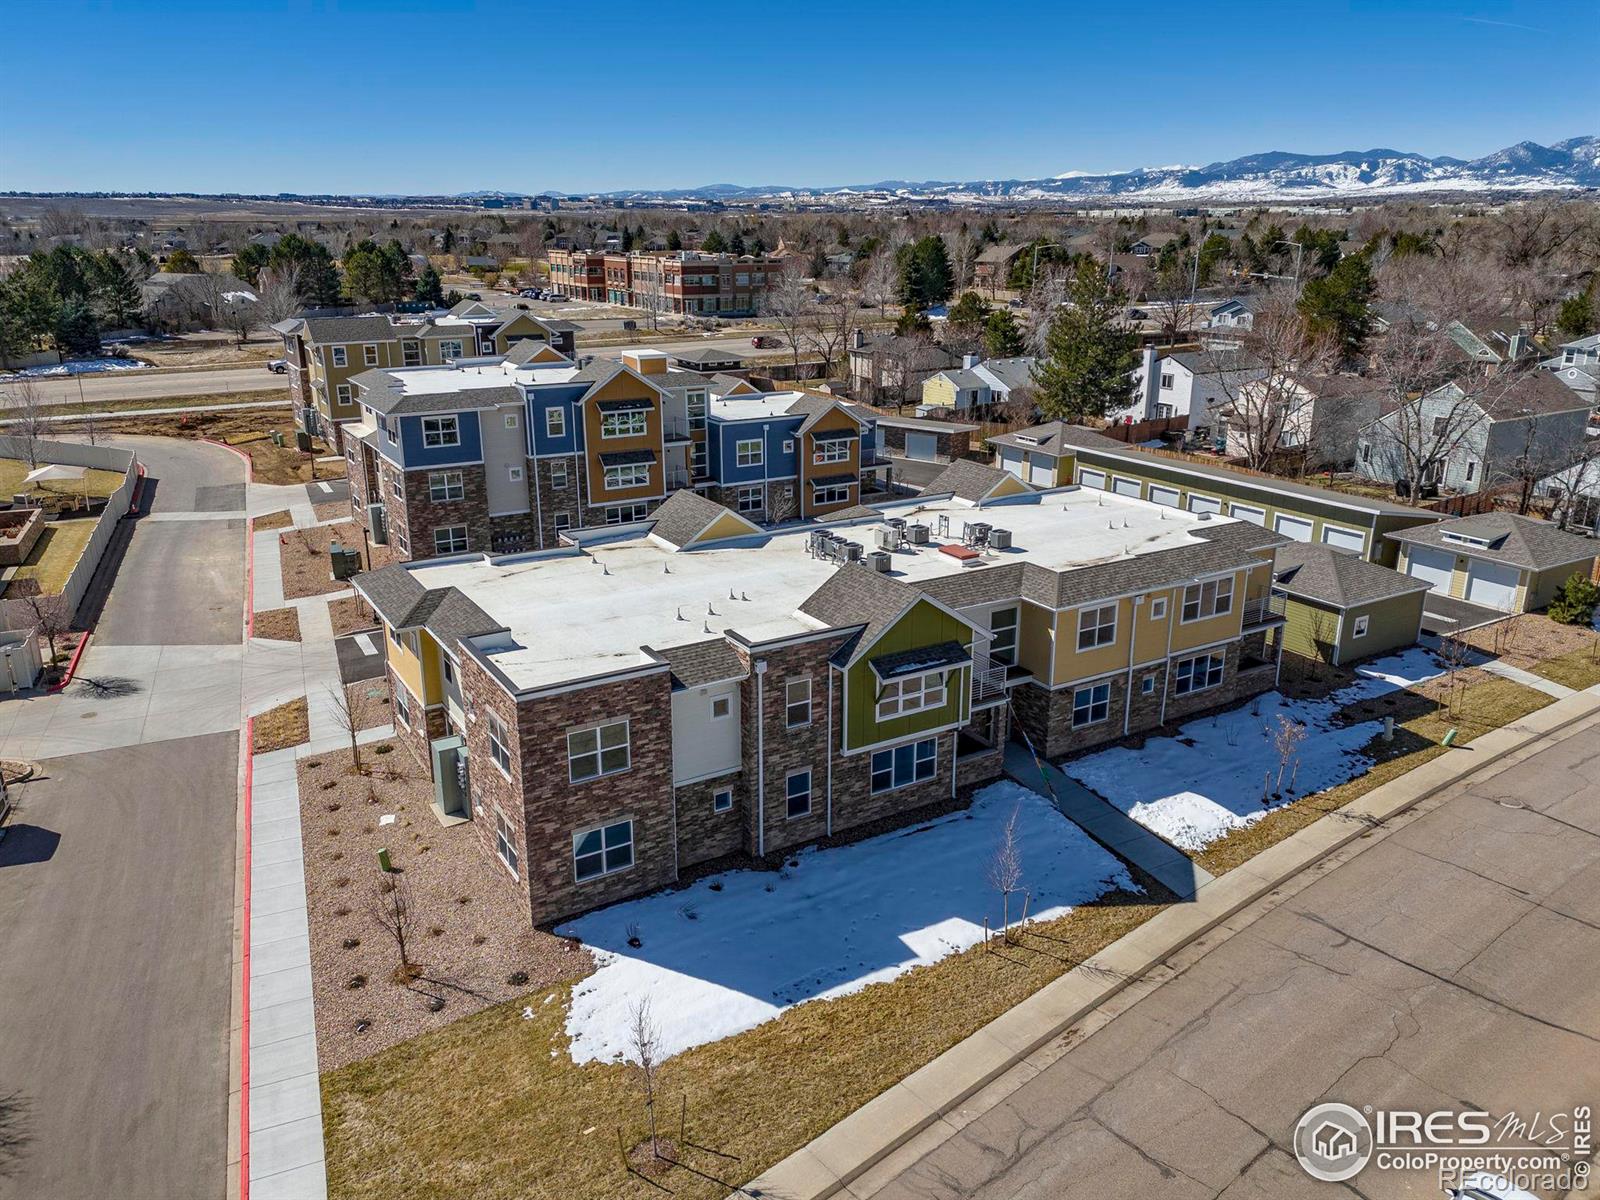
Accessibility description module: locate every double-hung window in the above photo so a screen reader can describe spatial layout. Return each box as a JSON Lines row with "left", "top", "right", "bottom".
{"left": 335, "top": 383, "right": 353, "bottom": 405}
{"left": 545, "top": 407, "right": 566, "bottom": 439}
{"left": 601, "top": 410, "right": 647, "bottom": 439}
{"left": 785, "top": 677, "right": 811, "bottom": 727}
{"left": 785, "top": 770, "right": 812, "bottom": 818}
{"left": 735, "top": 438, "right": 763, "bottom": 468}
{"left": 1181, "top": 577, "right": 1233, "bottom": 622}
{"left": 573, "top": 819, "right": 633, "bottom": 881}
{"left": 870, "top": 737, "right": 938, "bottom": 793}
{"left": 428, "top": 470, "right": 463, "bottom": 502}
{"left": 686, "top": 392, "right": 707, "bottom": 431}
{"left": 422, "top": 416, "right": 460, "bottom": 448}
{"left": 876, "top": 671, "right": 944, "bottom": 720}
{"left": 603, "top": 462, "right": 649, "bottom": 490}
{"left": 989, "top": 607, "right": 1019, "bottom": 667}
{"left": 568, "top": 719, "right": 630, "bottom": 782}
{"left": 486, "top": 711, "right": 512, "bottom": 775}
{"left": 439, "top": 339, "right": 464, "bottom": 360}
{"left": 362, "top": 344, "right": 379, "bottom": 367}
{"left": 735, "top": 485, "right": 764, "bottom": 514}
{"left": 494, "top": 808, "right": 519, "bottom": 877}
{"left": 433, "top": 524, "right": 468, "bottom": 555}
{"left": 1072, "top": 682, "right": 1111, "bottom": 728}
{"left": 1174, "top": 652, "right": 1226, "bottom": 695}
{"left": 1077, "top": 604, "right": 1117, "bottom": 651}
{"left": 550, "top": 460, "right": 569, "bottom": 489}
{"left": 330, "top": 346, "right": 347, "bottom": 368}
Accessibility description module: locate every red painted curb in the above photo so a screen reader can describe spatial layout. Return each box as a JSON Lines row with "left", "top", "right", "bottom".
{"left": 240, "top": 716, "right": 254, "bottom": 1200}
{"left": 200, "top": 436, "right": 256, "bottom": 483}
{"left": 127, "top": 462, "right": 148, "bottom": 515}
{"left": 47, "top": 630, "right": 92, "bottom": 694}
{"left": 244, "top": 517, "right": 256, "bottom": 640}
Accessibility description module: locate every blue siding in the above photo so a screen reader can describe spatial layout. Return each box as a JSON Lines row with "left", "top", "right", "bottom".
{"left": 527, "top": 384, "right": 587, "bottom": 456}
{"left": 399, "top": 410, "right": 484, "bottom": 467}
{"left": 711, "top": 415, "right": 801, "bottom": 483}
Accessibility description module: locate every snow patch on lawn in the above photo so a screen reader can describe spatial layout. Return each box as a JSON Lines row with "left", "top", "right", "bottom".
{"left": 557, "top": 780, "right": 1137, "bottom": 1063}
{"left": 0, "top": 357, "right": 148, "bottom": 378}
{"left": 1068, "top": 648, "right": 1444, "bottom": 852}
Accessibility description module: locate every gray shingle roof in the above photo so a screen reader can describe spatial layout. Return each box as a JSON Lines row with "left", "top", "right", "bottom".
{"left": 673, "top": 347, "right": 743, "bottom": 366}
{"left": 1046, "top": 519, "right": 1285, "bottom": 610}
{"left": 1387, "top": 513, "right": 1597, "bottom": 571}
{"left": 986, "top": 421, "right": 1125, "bottom": 456}
{"left": 922, "top": 460, "right": 1023, "bottom": 503}
{"left": 1272, "top": 543, "right": 1431, "bottom": 609}
{"left": 503, "top": 338, "right": 567, "bottom": 365}
{"left": 351, "top": 371, "right": 518, "bottom": 416}
{"left": 649, "top": 490, "right": 752, "bottom": 548}
{"left": 351, "top": 565, "right": 501, "bottom": 649}
{"left": 799, "top": 565, "right": 922, "bottom": 666}
{"left": 650, "top": 639, "right": 749, "bottom": 689}
{"left": 296, "top": 314, "right": 398, "bottom": 344}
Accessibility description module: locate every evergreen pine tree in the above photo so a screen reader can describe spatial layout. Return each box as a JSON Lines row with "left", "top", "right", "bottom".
{"left": 1030, "top": 261, "right": 1139, "bottom": 422}
{"left": 415, "top": 264, "right": 445, "bottom": 307}
{"left": 983, "top": 308, "right": 1026, "bottom": 357}
{"left": 1298, "top": 253, "right": 1374, "bottom": 358}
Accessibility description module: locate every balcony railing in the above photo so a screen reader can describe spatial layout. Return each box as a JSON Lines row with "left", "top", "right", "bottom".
{"left": 971, "top": 652, "right": 1009, "bottom": 705}
{"left": 662, "top": 418, "right": 691, "bottom": 442}
{"left": 859, "top": 450, "right": 892, "bottom": 468}
{"left": 1241, "top": 594, "right": 1287, "bottom": 628}
{"left": 665, "top": 468, "right": 692, "bottom": 489}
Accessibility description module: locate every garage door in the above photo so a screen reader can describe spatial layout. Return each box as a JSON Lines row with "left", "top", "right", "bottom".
{"left": 1027, "top": 453, "right": 1056, "bottom": 486}
{"left": 1465, "top": 560, "right": 1520, "bottom": 610}
{"left": 1230, "top": 502, "right": 1265, "bottom": 526}
{"left": 905, "top": 432, "right": 938, "bottom": 462}
{"left": 1078, "top": 468, "right": 1106, "bottom": 490}
{"left": 1274, "top": 514, "right": 1314, "bottom": 542}
{"left": 1321, "top": 525, "right": 1366, "bottom": 554}
{"left": 1149, "top": 485, "right": 1180, "bottom": 507}
{"left": 1187, "top": 494, "right": 1222, "bottom": 515}
{"left": 1405, "top": 546, "right": 1455, "bottom": 592}
{"left": 1112, "top": 476, "right": 1142, "bottom": 498}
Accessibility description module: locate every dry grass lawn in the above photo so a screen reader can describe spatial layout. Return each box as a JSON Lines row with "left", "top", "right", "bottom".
{"left": 1197, "top": 673, "right": 1554, "bottom": 876}
{"left": 93, "top": 405, "right": 342, "bottom": 486}
{"left": 128, "top": 335, "right": 279, "bottom": 367}
{"left": 322, "top": 875, "right": 1164, "bottom": 1200}
{"left": 17, "top": 389, "right": 287, "bottom": 422}
{"left": 0, "top": 460, "right": 124, "bottom": 502}
{"left": 254, "top": 607, "right": 301, "bottom": 642}
{"left": 5, "top": 520, "right": 96, "bottom": 596}
{"left": 328, "top": 595, "right": 378, "bottom": 637}
{"left": 254, "top": 697, "right": 310, "bottom": 753}
{"left": 1455, "top": 611, "right": 1600, "bottom": 691}
{"left": 1534, "top": 645, "right": 1600, "bottom": 690}
{"left": 255, "top": 510, "right": 294, "bottom": 532}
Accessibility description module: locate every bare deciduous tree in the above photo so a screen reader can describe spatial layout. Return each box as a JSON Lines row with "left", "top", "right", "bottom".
{"left": 761, "top": 267, "right": 814, "bottom": 376}
{"left": 1147, "top": 257, "right": 1203, "bottom": 345}
{"left": 860, "top": 250, "right": 897, "bottom": 317}
{"left": 367, "top": 873, "right": 419, "bottom": 981}
{"left": 1211, "top": 287, "right": 1335, "bottom": 470}
{"left": 325, "top": 682, "right": 366, "bottom": 773}
{"left": 626, "top": 996, "right": 664, "bottom": 1159}
{"left": 986, "top": 807, "right": 1024, "bottom": 945}
{"left": 4, "top": 379, "right": 54, "bottom": 469}
{"left": 18, "top": 593, "right": 70, "bottom": 665}
{"left": 255, "top": 265, "right": 304, "bottom": 327}
{"left": 1270, "top": 715, "right": 1307, "bottom": 796}
{"left": 807, "top": 283, "right": 859, "bottom": 378}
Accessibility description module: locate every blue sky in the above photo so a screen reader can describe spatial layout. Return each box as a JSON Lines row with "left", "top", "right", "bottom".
{"left": 5, "top": 0, "right": 1592, "bottom": 194}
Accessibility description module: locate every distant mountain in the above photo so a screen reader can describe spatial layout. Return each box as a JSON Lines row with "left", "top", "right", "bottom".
{"left": 592, "top": 137, "right": 1600, "bottom": 204}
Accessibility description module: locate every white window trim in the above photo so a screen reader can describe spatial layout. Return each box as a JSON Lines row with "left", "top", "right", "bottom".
{"left": 428, "top": 470, "right": 464, "bottom": 502}
{"left": 433, "top": 524, "right": 469, "bottom": 555}
{"left": 1149, "top": 596, "right": 1168, "bottom": 621}
{"left": 422, "top": 416, "right": 461, "bottom": 448}
{"left": 1352, "top": 614, "right": 1370, "bottom": 639}
{"left": 1076, "top": 604, "right": 1117, "bottom": 650}
{"left": 603, "top": 462, "right": 650, "bottom": 491}
{"left": 494, "top": 807, "right": 519, "bottom": 878}
{"left": 1174, "top": 651, "right": 1227, "bottom": 696}
{"left": 735, "top": 438, "right": 764, "bottom": 468}
{"left": 600, "top": 410, "right": 648, "bottom": 439}
{"left": 711, "top": 694, "right": 732, "bottom": 720}
{"left": 1072, "top": 682, "right": 1111, "bottom": 728}
{"left": 1180, "top": 576, "right": 1234, "bottom": 624}
{"left": 869, "top": 737, "right": 939, "bottom": 794}
{"left": 784, "top": 769, "right": 813, "bottom": 819}
{"left": 875, "top": 671, "right": 946, "bottom": 721}
{"left": 712, "top": 788, "right": 733, "bottom": 813}
{"left": 812, "top": 440, "right": 850, "bottom": 465}
{"left": 545, "top": 407, "right": 566, "bottom": 438}
{"left": 572, "top": 817, "right": 635, "bottom": 883}
{"left": 330, "top": 346, "right": 347, "bottom": 367}
{"left": 486, "top": 711, "right": 513, "bottom": 777}
{"left": 567, "top": 718, "right": 631, "bottom": 783}
{"left": 785, "top": 676, "right": 812, "bottom": 728}
{"left": 362, "top": 344, "right": 379, "bottom": 367}
{"left": 550, "top": 460, "right": 569, "bottom": 489}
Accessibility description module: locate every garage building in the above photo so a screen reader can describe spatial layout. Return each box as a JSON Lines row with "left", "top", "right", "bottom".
{"left": 1273, "top": 543, "right": 1432, "bottom": 666}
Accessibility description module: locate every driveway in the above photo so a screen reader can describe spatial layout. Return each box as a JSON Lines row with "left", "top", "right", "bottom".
{"left": 0, "top": 434, "right": 246, "bottom": 1200}
{"left": 870, "top": 713, "right": 1600, "bottom": 1200}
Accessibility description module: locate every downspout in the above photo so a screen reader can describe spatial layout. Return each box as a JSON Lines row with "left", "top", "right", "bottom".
{"left": 754, "top": 660, "right": 767, "bottom": 858}
{"left": 1157, "top": 587, "right": 1178, "bottom": 726}
{"left": 530, "top": 407, "right": 544, "bottom": 550}
{"left": 1122, "top": 597, "right": 1142, "bottom": 736}
{"left": 826, "top": 667, "right": 835, "bottom": 836}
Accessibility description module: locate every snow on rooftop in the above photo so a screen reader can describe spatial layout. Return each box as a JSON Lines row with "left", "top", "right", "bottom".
{"left": 405, "top": 487, "right": 1237, "bottom": 692}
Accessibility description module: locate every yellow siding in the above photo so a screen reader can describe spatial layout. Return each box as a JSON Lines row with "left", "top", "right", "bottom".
{"left": 1169, "top": 569, "right": 1247, "bottom": 652}
{"left": 1016, "top": 602, "right": 1055, "bottom": 683}
{"left": 693, "top": 510, "right": 761, "bottom": 543}
{"left": 1132, "top": 592, "right": 1173, "bottom": 663}
{"left": 1054, "top": 598, "right": 1136, "bottom": 683}
{"left": 989, "top": 473, "right": 1029, "bottom": 499}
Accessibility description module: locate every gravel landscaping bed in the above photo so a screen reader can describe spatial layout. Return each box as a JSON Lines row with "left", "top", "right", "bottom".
{"left": 345, "top": 677, "right": 394, "bottom": 731}
{"left": 329, "top": 595, "right": 378, "bottom": 637}
{"left": 314, "top": 500, "right": 348, "bottom": 522}
{"left": 255, "top": 510, "right": 293, "bottom": 532}
{"left": 253, "top": 606, "right": 301, "bottom": 642}
{"left": 298, "top": 741, "right": 592, "bottom": 1070}
{"left": 279, "top": 521, "right": 399, "bottom": 600}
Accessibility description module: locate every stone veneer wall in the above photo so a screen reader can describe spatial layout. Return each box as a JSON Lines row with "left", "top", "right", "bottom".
{"left": 705, "top": 480, "right": 798, "bottom": 526}
{"left": 673, "top": 770, "right": 746, "bottom": 868}
{"left": 400, "top": 463, "right": 492, "bottom": 559}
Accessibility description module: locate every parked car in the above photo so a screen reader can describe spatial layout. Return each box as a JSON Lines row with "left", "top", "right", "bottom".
{"left": 266, "top": 359, "right": 288, "bottom": 374}
{"left": 465, "top": 292, "right": 482, "bottom": 301}
{"left": 751, "top": 334, "right": 783, "bottom": 348}
{"left": 546, "top": 294, "right": 567, "bottom": 303}
{"left": 519, "top": 289, "right": 539, "bottom": 298}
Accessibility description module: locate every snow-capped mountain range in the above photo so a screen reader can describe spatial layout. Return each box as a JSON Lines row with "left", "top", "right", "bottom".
{"left": 592, "top": 137, "right": 1600, "bottom": 204}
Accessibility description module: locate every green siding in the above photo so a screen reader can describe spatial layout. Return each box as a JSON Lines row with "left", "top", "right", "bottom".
{"left": 1525, "top": 560, "right": 1597, "bottom": 611}
{"left": 1281, "top": 596, "right": 1343, "bottom": 664}
{"left": 844, "top": 599, "right": 972, "bottom": 752}
{"left": 1280, "top": 591, "right": 1424, "bottom": 666}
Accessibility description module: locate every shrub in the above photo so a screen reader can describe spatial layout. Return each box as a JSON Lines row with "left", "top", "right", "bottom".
{"left": 1548, "top": 572, "right": 1600, "bottom": 626}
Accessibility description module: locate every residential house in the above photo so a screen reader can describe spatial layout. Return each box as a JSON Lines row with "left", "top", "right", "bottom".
{"left": 1355, "top": 370, "right": 1592, "bottom": 496}
{"left": 847, "top": 330, "right": 960, "bottom": 405}
{"left": 1540, "top": 333, "right": 1599, "bottom": 407}
{"left": 671, "top": 346, "right": 745, "bottom": 375}
{"left": 1220, "top": 373, "right": 1381, "bottom": 469}
{"left": 988, "top": 421, "right": 1438, "bottom": 562}
{"left": 921, "top": 355, "right": 1038, "bottom": 415}
{"left": 1118, "top": 347, "right": 1265, "bottom": 428}
{"left": 973, "top": 243, "right": 1028, "bottom": 291}
{"left": 140, "top": 272, "right": 255, "bottom": 333}
{"left": 275, "top": 301, "right": 574, "bottom": 448}
{"left": 1443, "top": 319, "right": 1535, "bottom": 372}
{"left": 1128, "top": 232, "right": 1180, "bottom": 258}
{"left": 1388, "top": 513, "right": 1597, "bottom": 625}
{"left": 867, "top": 414, "right": 978, "bottom": 490}
{"left": 349, "top": 480, "right": 1291, "bottom": 927}
{"left": 1272, "top": 543, "right": 1430, "bottom": 666}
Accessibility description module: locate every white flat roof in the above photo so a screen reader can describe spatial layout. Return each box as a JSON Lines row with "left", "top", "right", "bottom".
{"left": 406, "top": 487, "right": 1239, "bottom": 692}
{"left": 373, "top": 360, "right": 581, "bottom": 395}
{"left": 708, "top": 391, "right": 811, "bottom": 421}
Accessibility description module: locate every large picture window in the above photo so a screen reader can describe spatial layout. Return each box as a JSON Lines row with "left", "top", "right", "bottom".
{"left": 1181, "top": 577, "right": 1234, "bottom": 622}
{"left": 876, "top": 671, "right": 945, "bottom": 720}
{"left": 735, "top": 438, "right": 763, "bottom": 468}
{"left": 812, "top": 440, "right": 850, "bottom": 465}
{"left": 573, "top": 819, "right": 633, "bottom": 881}
{"left": 422, "top": 416, "right": 460, "bottom": 448}
{"left": 568, "top": 719, "right": 630, "bottom": 782}
{"left": 603, "top": 462, "right": 650, "bottom": 490}
{"left": 601, "top": 410, "right": 648, "bottom": 439}
{"left": 870, "top": 738, "right": 938, "bottom": 793}
{"left": 1174, "top": 652, "right": 1226, "bottom": 695}
{"left": 1077, "top": 604, "right": 1117, "bottom": 651}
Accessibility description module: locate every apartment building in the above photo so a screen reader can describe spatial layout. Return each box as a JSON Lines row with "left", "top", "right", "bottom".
{"left": 343, "top": 346, "right": 884, "bottom": 560}
{"left": 548, "top": 248, "right": 785, "bottom": 315}
{"left": 989, "top": 421, "right": 1438, "bottom": 564}
{"left": 275, "top": 300, "right": 575, "bottom": 448}
{"left": 351, "top": 479, "right": 1291, "bottom": 926}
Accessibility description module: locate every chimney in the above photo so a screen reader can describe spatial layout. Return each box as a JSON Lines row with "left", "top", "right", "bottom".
{"left": 852, "top": 328, "right": 866, "bottom": 350}
{"left": 962, "top": 353, "right": 980, "bottom": 370}
{"left": 1140, "top": 345, "right": 1159, "bottom": 415}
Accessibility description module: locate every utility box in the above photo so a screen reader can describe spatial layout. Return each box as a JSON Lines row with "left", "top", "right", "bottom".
{"left": 329, "top": 542, "right": 363, "bottom": 580}
{"left": 295, "top": 431, "right": 313, "bottom": 452}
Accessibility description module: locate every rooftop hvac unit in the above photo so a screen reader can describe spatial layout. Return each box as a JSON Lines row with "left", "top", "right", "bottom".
{"left": 875, "top": 525, "right": 903, "bottom": 551}
{"left": 988, "top": 527, "right": 1012, "bottom": 550}
{"left": 885, "top": 517, "right": 906, "bottom": 531}
{"left": 965, "top": 521, "right": 992, "bottom": 548}
{"left": 842, "top": 541, "right": 863, "bottom": 563}
{"left": 904, "top": 522, "right": 930, "bottom": 545}
{"left": 867, "top": 550, "right": 892, "bottom": 573}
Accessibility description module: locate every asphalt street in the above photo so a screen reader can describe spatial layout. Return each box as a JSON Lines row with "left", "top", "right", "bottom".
{"left": 17, "top": 365, "right": 286, "bottom": 407}
{"left": 0, "top": 436, "right": 245, "bottom": 1200}
{"left": 870, "top": 713, "right": 1600, "bottom": 1200}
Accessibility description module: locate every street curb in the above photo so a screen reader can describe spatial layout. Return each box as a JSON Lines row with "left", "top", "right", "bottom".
{"left": 738, "top": 689, "right": 1600, "bottom": 1200}
{"left": 199, "top": 437, "right": 257, "bottom": 484}
{"left": 238, "top": 716, "right": 254, "bottom": 1200}
{"left": 46, "top": 631, "right": 92, "bottom": 694}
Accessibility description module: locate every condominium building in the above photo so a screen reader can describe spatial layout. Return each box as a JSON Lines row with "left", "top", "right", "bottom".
{"left": 351, "top": 476, "right": 1290, "bottom": 926}
{"left": 274, "top": 300, "right": 576, "bottom": 448}
{"left": 548, "top": 249, "right": 786, "bottom": 315}
{"left": 342, "top": 347, "right": 886, "bottom": 560}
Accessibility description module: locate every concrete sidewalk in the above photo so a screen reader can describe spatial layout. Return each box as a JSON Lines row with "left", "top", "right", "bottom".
{"left": 1002, "top": 742, "right": 1214, "bottom": 899}
{"left": 739, "top": 685, "right": 1600, "bottom": 1200}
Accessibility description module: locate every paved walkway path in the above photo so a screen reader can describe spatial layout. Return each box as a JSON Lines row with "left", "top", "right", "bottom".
{"left": 1472, "top": 654, "right": 1576, "bottom": 698}
{"left": 1001, "top": 742, "right": 1215, "bottom": 900}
